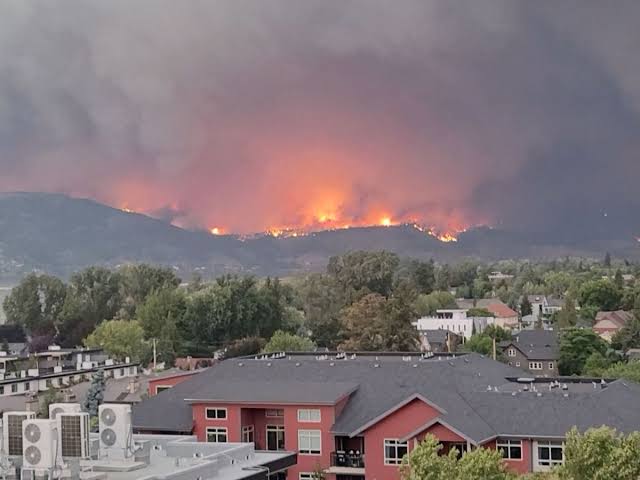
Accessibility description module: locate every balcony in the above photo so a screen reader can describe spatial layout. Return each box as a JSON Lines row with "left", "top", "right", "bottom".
{"left": 327, "top": 451, "right": 365, "bottom": 475}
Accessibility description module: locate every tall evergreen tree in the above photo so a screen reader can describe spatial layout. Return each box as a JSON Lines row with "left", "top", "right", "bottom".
{"left": 83, "top": 369, "right": 106, "bottom": 417}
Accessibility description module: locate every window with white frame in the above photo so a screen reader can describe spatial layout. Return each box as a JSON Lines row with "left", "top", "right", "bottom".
{"left": 497, "top": 439, "right": 522, "bottom": 460}
{"left": 515, "top": 362, "right": 521, "bottom": 367}
{"left": 265, "top": 409, "right": 284, "bottom": 418}
{"left": 529, "top": 362, "right": 542, "bottom": 370}
{"left": 298, "top": 429, "right": 321, "bottom": 455}
{"left": 508, "top": 348, "right": 516, "bottom": 357}
{"left": 205, "top": 408, "right": 227, "bottom": 419}
{"left": 155, "top": 385, "right": 171, "bottom": 394}
{"left": 548, "top": 362, "right": 554, "bottom": 370}
{"left": 536, "top": 441, "right": 564, "bottom": 469}
{"left": 384, "top": 439, "right": 408, "bottom": 465}
{"left": 242, "top": 425, "right": 254, "bottom": 443}
{"left": 206, "top": 427, "right": 228, "bottom": 443}
{"left": 297, "top": 409, "right": 321, "bottom": 422}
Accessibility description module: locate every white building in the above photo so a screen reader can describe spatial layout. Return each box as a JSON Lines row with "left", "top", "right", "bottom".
{"left": 414, "top": 309, "right": 490, "bottom": 340}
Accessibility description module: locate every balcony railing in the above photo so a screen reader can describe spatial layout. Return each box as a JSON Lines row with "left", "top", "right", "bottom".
{"left": 331, "top": 451, "right": 365, "bottom": 469}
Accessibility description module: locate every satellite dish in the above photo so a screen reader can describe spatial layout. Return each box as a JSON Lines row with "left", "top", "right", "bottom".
{"left": 101, "top": 428, "right": 117, "bottom": 447}
{"left": 100, "top": 408, "right": 116, "bottom": 426}
{"left": 24, "top": 446, "right": 42, "bottom": 465}
{"left": 24, "top": 423, "right": 41, "bottom": 443}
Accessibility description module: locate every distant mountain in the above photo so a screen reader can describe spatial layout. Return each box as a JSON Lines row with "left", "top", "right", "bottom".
{"left": 0, "top": 192, "right": 638, "bottom": 281}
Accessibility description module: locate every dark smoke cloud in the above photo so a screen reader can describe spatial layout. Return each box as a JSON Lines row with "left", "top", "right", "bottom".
{"left": 0, "top": 0, "right": 639, "bottom": 238}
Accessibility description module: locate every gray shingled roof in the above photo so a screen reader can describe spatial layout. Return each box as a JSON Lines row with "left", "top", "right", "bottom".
{"left": 133, "top": 353, "right": 640, "bottom": 443}
{"left": 504, "top": 330, "right": 559, "bottom": 361}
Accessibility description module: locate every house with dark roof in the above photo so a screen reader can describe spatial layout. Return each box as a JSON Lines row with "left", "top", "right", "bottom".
{"left": 418, "top": 329, "right": 460, "bottom": 353}
{"left": 500, "top": 330, "right": 559, "bottom": 376}
{"left": 132, "top": 351, "right": 640, "bottom": 477}
{"left": 593, "top": 310, "right": 634, "bottom": 341}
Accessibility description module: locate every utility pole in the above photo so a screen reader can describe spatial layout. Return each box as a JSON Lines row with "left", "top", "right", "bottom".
{"left": 153, "top": 338, "right": 157, "bottom": 370}
{"left": 492, "top": 336, "right": 497, "bottom": 361}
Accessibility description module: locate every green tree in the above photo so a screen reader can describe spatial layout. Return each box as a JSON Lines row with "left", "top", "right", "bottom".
{"left": 327, "top": 251, "right": 400, "bottom": 302}
{"left": 464, "top": 325, "right": 511, "bottom": 356}
{"left": 582, "top": 351, "right": 611, "bottom": 376}
{"left": 611, "top": 314, "right": 640, "bottom": 352}
{"left": 119, "top": 264, "right": 181, "bottom": 318}
{"left": 603, "top": 252, "right": 612, "bottom": 268}
{"left": 137, "top": 288, "right": 187, "bottom": 363}
{"left": 83, "top": 369, "right": 106, "bottom": 417}
{"left": 407, "top": 259, "right": 436, "bottom": 294}
{"left": 84, "top": 319, "right": 147, "bottom": 362}
{"left": 296, "top": 273, "right": 344, "bottom": 349}
{"left": 3, "top": 274, "right": 67, "bottom": 336}
{"left": 614, "top": 269, "right": 624, "bottom": 289}
{"left": 558, "top": 427, "right": 640, "bottom": 480}
{"left": 558, "top": 328, "right": 608, "bottom": 375}
{"left": 520, "top": 296, "right": 533, "bottom": 317}
{"left": 263, "top": 330, "right": 315, "bottom": 353}
{"left": 578, "top": 280, "right": 622, "bottom": 312}
{"left": 597, "top": 361, "right": 640, "bottom": 383}
{"left": 57, "top": 267, "right": 123, "bottom": 347}
{"left": 38, "top": 388, "right": 63, "bottom": 418}
{"left": 400, "top": 434, "right": 514, "bottom": 480}
{"left": 414, "top": 291, "right": 457, "bottom": 317}
{"left": 467, "top": 308, "right": 493, "bottom": 317}
{"left": 555, "top": 294, "right": 578, "bottom": 329}
{"left": 340, "top": 293, "right": 419, "bottom": 351}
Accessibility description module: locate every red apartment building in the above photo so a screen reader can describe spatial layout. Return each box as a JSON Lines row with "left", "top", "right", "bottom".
{"left": 133, "top": 352, "right": 640, "bottom": 479}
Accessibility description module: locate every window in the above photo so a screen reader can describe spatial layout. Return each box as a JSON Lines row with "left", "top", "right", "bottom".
{"left": 536, "top": 441, "right": 564, "bottom": 469}
{"left": 297, "top": 409, "right": 321, "bottom": 422}
{"left": 0, "top": 386, "right": 4, "bottom": 395}
{"left": 548, "top": 362, "right": 554, "bottom": 370}
{"left": 11, "top": 384, "right": 17, "bottom": 393}
{"left": 300, "top": 474, "right": 321, "bottom": 480}
{"left": 529, "top": 362, "right": 542, "bottom": 370}
{"left": 298, "top": 429, "right": 321, "bottom": 455}
{"left": 24, "top": 382, "right": 29, "bottom": 391}
{"left": 120, "top": 368, "right": 125, "bottom": 376}
{"left": 508, "top": 348, "right": 516, "bottom": 357}
{"left": 242, "top": 425, "right": 254, "bottom": 443}
{"left": 515, "top": 362, "right": 521, "bottom": 367}
{"left": 206, "top": 427, "right": 228, "bottom": 443}
{"left": 155, "top": 385, "right": 171, "bottom": 394}
{"left": 384, "top": 439, "right": 408, "bottom": 465}
{"left": 497, "top": 439, "right": 522, "bottom": 460}
{"left": 266, "top": 425, "right": 285, "bottom": 451}
{"left": 205, "top": 408, "right": 227, "bottom": 420}
{"left": 265, "top": 409, "right": 284, "bottom": 418}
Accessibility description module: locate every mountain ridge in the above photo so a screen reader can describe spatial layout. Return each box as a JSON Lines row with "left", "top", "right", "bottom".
{"left": 0, "top": 192, "right": 637, "bottom": 281}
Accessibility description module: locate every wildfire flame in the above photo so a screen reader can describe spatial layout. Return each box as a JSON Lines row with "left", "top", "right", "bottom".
{"left": 380, "top": 217, "right": 392, "bottom": 227}
{"left": 210, "top": 227, "right": 222, "bottom": 235}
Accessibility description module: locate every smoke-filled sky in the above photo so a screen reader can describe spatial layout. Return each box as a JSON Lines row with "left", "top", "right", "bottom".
{"left": 1, "top": 1, "right": 639, "bottom": 237}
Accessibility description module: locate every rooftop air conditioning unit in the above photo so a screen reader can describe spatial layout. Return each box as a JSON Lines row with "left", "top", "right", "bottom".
{"left": 57, "top": 412, "right": 90, "bottom": 459}
{"left": 49, "top": 403, "right": 82, "bottom": 420}
{"left": 99, "top": 404, "right": 132, "bottom": 459}
{"left": 22, "top": 419, "right": 57, "bottom": 471}
{"left": 2, "top": 411, "right": 36, "bottom": 457}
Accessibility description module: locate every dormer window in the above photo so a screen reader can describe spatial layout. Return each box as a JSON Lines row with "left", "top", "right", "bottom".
{"left": 508, "top": 348, "right": 517, "bottom": 357}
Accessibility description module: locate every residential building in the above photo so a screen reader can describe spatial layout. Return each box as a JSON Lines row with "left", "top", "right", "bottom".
{"left": 133, "top": 351, "right": 640, "bottom": 477}
{"left": 148, "top": 368, "right": 204, "bottom": 396}
{"left": 0, "top": 345, "right": 139, "bottom": 398}
{"left": 500, "top": 330, "right": 559, "bottom": 376}
{"left": 593, "top": 310, "right": 634, "bottom": 341}
{"left": 455, "top": 299, "right": 519, "bottom": 329}
{"left": 418, "top": 330, "right": 460, "bottom": 353}
{"left": 414, "top": 309, "right": 488, "bottom": 340}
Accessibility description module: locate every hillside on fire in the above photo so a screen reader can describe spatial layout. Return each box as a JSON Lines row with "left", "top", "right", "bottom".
{"left": 0, "top": 192, "right": 638, "bottom": 281}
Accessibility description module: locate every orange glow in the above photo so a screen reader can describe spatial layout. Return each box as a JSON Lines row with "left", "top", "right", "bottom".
{"left": 210, "top": 227, "right": 222, "bottom": 235}
{"left": 121, "top": 204, "right": 134, "bottom": 213}
{"left": 380, "top": 217, "right": 392, "bottom": 227}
